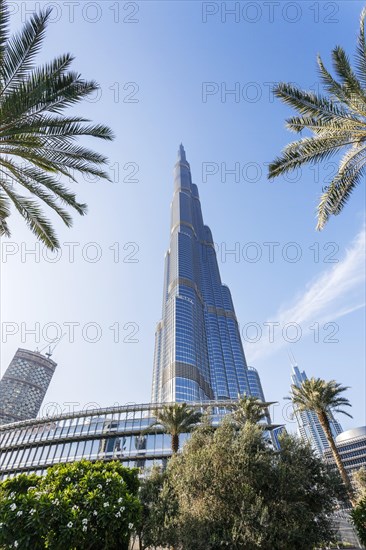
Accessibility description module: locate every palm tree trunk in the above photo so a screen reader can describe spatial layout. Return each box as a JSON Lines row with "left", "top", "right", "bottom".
{"left": 171, "top": 433, "right": 179, "bottom": 454}
{"left": 318, "top": 411, "right": 356, "bottom": 507}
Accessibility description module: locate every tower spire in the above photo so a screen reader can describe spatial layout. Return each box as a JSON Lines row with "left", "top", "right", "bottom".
{"left": 178, "top": 143, "right": 186, "bottom": 162}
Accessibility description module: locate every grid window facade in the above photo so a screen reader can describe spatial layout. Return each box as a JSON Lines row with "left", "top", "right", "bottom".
{"left": 0, "top": 401, "right": 276, "bottom": 479}
{"left": 0, "top": 349, "right": 57, "bottom": 425}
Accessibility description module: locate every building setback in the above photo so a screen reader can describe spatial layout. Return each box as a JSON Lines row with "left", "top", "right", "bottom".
{"left": 152, "top": 145, "right": 266, "bottom": 403}
{"left": 0, "top": 348, "right": 57, "bottom": 425}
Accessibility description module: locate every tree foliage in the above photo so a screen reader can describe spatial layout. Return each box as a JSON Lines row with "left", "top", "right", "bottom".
{"left": 0, "top": 460, "right": 140, "bottom": 549}
{"left": 0, "top": 0, "right": 114, "bottom": 249}
{"left": 351, "top": 497, "right": 366, "bottom": 546}
{"left": 351, "top": 467, "right": 366, "bottom": 546}
{"left": 137, "top": 465, "right": 178, "bottom": 550}
{"left": 269, "top": 7, "right": 366, "bottom": 229}
{"left": 142, "top": 420, "right": 345, "bottom": 550}
{"left": 353, "top": 466, "right": 366, "bottom": 502}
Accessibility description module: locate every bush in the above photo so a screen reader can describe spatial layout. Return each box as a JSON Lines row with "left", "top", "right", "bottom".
{"left": 0, "top": 460, "right": 141, "bottom": 549}
{"left": 351, "top": 497, "right": 366, "bottom": 546}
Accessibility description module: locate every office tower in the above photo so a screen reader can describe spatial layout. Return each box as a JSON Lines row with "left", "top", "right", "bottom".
{"left": 290, "top": 364, "right": 343, "bottom": 455}
{"left": 0, "top": 348, "right": 57, "bottom": 425}
{"left": 152, "top": 144, "right": 265, "bottom": 403}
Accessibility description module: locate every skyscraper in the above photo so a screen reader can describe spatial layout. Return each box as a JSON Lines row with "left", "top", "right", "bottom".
{"left": 290, "top": 364, "right": 343, "bottom": 455}
{"left": 0, "top": 348, "right": 57, "bottom": 425}
{"left": 152, "top": 145, "right": 265, "bottom": 403}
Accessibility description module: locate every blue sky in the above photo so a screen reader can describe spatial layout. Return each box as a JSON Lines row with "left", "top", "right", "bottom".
{"left": 1, "top": 1, "right": 365, "bottom": 432}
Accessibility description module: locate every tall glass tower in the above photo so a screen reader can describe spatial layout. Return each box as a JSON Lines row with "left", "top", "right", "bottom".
{"left": 152, "top": 145, "right": 265, "bottom": 403}
{"left": 291, "top": 364, "right": 343, "bottom": 455}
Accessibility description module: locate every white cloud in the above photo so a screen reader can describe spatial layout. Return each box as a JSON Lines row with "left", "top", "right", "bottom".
{"left": 248, "top": 225, "right": 366, "bottom": 362}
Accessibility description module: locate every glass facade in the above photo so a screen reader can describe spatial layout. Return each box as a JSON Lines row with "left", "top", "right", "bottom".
{"left": 152, "top": 145, "right": 264, "bottom": 403}
{"left": 0, "top": 401, "right": 276, "bottom": 479}
{"left": 323, "top": 426, "right": 366, "bottom": 473}
{"left": 0, "top": 349, "right": 57, "bottom": 425}
{"left": 291, "top": 365, "right": 343, "bottom": 455}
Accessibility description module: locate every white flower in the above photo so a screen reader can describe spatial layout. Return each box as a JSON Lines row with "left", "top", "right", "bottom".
{"left": 9, "top": 492, "right": 15, "bottom": 498}
{"left": 14, "top": 542, "right": 18, "bottom": 548}
{"left": 115, "top": 511, "right": 121, "bottom": 518}
{"left": 65, "top": 477, "right": 71, "bottom": 482}
{"left": 128, "top": 523, "right": 134, "bottom": 530}
{"left": 0, "top": 523, "right": 3, "bottom": 528}
{"left": 106, "top": 478, "right": 111, "bottom": 484}
{"left": 82, "top": 518, "right": 88, "bottom": 525}
{"left": 93, "top": 510, "right": 98, "bottom": 516}
{"left": 82, "top": 525, "right": 87, "bottom": 532}
{"left": 30, "top": 509, "right": 36, "bottom": 516}
{"left": 117, "top": 497, "right": 123, "bottom": 503}
{"left": 103, "top": 502, "right": 109, "bottom": 507}
{"left": 120, "top": 506, "right": 125, "bottom": 512}
{"left": 67, "top": 521, "right": 73, "bottom": 528}
{"left": 16, "top": 511, "right": 23, "bottom": 517}
{"left": 52, "top": 498, "right": 60, "bottom": 505}
{"left": 97, "top": 484, "right": 102, "bottom": 489}
{"left": 72, "top": 505, "right": 79, "bottom": 510}
{"left": 10, "top": 503, "right": 17, "bottom": 511}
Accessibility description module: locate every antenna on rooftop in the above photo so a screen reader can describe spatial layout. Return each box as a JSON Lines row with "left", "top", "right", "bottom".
{"left": 287, "top": 349, "right": 298, "bottom": 367}
{"left": 38, "top": 333, "right": 65, "bottom": 359}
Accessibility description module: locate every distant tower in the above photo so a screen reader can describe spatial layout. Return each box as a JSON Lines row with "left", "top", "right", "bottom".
{"left": 290, "top": 362, "right": 343, "bottom": 455}
{"left": 0, "top": 348, "right": 57, "bottom": 425}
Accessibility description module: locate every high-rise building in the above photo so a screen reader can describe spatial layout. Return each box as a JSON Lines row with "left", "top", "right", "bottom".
{"left": 152, "top": 145, "right": 265, "bottom": 404}
{"left": 290, "top": 364, "right": 343, "bottom": 455}
{"left": 0, "top": 348, "right": 57, "bottom": 425}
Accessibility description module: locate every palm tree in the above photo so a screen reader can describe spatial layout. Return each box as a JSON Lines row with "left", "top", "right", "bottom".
{"left": 152, "top": 403, "right": 202, "bottom": 454}
{"left": 0, "top": 0, "right": 113, "bottom": 249}
{"left": 269, "top": 7, "right": 366, "bottom": 230}
{"left": 289, "top": 377, "right": 356, "bottom": 506}
{"left": 231, "top": 394, "right": 267, "bottom": 426}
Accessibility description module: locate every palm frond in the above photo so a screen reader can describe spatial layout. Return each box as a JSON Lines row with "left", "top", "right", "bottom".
{"left": 0, "top": 159, "right": 74, "bottom": 226}
{"left": 317, "top": 144, "right": 366, "bottom": 229}
{"left": 290, "top": 378, "right": 352, "bottom": 419}
{"left": 0, "top": 8, "right": 51, "bottom": 95}
{"left": 269, "top": 9, "right": 366, "bottom": 229}
{"left": 285, "top": 114, "right": 363, "bottom": 134}
{"left": 273, "top": 83, "right": 361, "bottom": 125}
{"left": 0, "top": 2, "right": 113, "bottom": 247}
{"left": 269, "top": 135, "right": 354, "bottom": 177}
{"left": 317, "top": 54, "right": 366, "bottom": 116}
{"left": 0, "top": 188, "right": 10, "bottom": 236}
{"left": 355, "top": 7, "right": 366, "bottom": 88}
{"left": 332, "top": 45, "right": 361, "bottom": 92}
{"left": 15, "top": 166, "right": 87, "bottom": 212}
{"left": 0, "top": 0, "right": 9, "bottom": 68}
{"left": 1, "top": 182, "right": 59, "bottom": 249}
